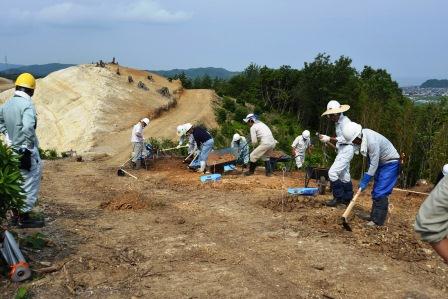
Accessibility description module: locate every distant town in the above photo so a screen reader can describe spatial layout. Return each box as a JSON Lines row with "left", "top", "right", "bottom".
{"left": 402, "top": 79, "right": 448, "bottom": 103}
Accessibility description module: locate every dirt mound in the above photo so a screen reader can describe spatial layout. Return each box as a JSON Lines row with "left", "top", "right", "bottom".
{"left": 101, "top": 191, "right": 147, "bottom": 211}
{"left": 0, "top": 64, "right": 218, "bottom": 160}
{"left": 0, "top": 77, "right": 13, "bottom": 92}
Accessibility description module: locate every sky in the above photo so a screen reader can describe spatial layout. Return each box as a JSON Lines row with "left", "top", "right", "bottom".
{"left": 0, "top": 0, "right": 447, "bottom": 85}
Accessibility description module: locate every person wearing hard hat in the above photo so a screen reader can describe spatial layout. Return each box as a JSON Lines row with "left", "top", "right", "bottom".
{"left": 342, "top": 122, "right": 400, "bottom": 227}
{"left": 319, "top": 100, "right": 354, "bottom": 207}
{"left": 415, "top": 176, "right": 448, "bottom": 264}
{"left": 243, "top": 114, "right": 276, "bottom": 176}
{"left": 0, "top": 73, "right": 44, "bottom": 228}
{"left": 291, "top": 130, "right": 312, "bottom": 170}
{"left": 434, "top": 164, "right": 448, "bottom": 187}
{"left": 131, "top": 117, "right": 150, "bottom": 169}
{"left": 177, "top": 123, "right": 214, "bottom": 173}
{"left": 231, "top": 133, "right": 249, "bottom": 167}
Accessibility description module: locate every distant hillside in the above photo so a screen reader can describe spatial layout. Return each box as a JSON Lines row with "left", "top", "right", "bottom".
{"left": 151, "top": 67, "right": 240, "bottom": 79}
{"left": 420, "top": 79, "right": 448, "bottom": 88}
{"left": 0, "top": 63, "right": 74, "bottom": 79}
{"left": 0, "top": 63, "right": 23, "bottom": 72}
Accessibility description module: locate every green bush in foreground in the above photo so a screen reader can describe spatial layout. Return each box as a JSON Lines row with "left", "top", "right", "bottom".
{"left": 0, "top": 140, "right": 25, "bottom": 220}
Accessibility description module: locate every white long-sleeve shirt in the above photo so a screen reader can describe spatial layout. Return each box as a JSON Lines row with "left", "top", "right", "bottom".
{"left": 291, "top": 136, "right": 310, "bottom": 154}
{"left": 131, "top": 123, "right": 144, "bottom": 143}
{"left": 362, "top": 129, "right": 400, "bottom": 176}
{"left": 335, "top": 114, "right": 351, "bottom": 146}
{"left": 250, "top": 121, "right": 275, "bottom": 145}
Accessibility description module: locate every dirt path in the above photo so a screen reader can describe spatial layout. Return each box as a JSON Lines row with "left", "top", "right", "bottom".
{"left": 1, "top": 159, "right": 447, "bottom": 298}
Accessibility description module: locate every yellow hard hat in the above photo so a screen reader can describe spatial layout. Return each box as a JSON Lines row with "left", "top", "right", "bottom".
{"left": 15, "top": 73, "right": 36, "bottom": 90}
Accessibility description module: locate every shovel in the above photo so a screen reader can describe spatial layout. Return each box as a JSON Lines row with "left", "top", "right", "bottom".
{"left": 341, "top": 188, "right": 362, "bottom": 231}
{"left": 116, "top": 156, "right": 138, "bottom": 179}
{"left": 160, "top": 145, "right": 188, "bottom": 152}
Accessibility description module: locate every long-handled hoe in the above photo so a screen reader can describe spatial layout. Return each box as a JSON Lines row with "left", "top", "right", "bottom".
{"left": 341, "top": 188, "right": 362, "bottom": 231}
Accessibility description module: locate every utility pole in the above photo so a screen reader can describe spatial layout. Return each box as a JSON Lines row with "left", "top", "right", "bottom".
{"left": 4, "top": 55, "right": 8, "bottom": 65}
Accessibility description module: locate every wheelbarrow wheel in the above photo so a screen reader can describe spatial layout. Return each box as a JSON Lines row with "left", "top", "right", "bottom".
{"left": 318, "top": 176, "right": 326, "bottom": 195}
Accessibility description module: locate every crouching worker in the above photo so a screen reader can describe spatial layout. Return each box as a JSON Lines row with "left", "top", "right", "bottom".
{"left": 343, "top": 122, "right": 400, "bottom": 227}
{"left": 415, "top": 176, "right": 448, "bottom": 264}
{"left": 243, "top": 114, "right": 276, "bottom": 177}
{"left": 320, "top": 100, "right": 354, "bottom": 207}
{"left": 178, "top": 123, "right": 214, "bottom": 173}
{"left": 131, "top": 118, "right": 150, "bottom": 169}
{"left": 177, "top": 124, "right": 198, "bottom": 163}
{"left": 231, "top": 133, "right": 249, "bottom": 167}
{"left": 0, "top": 73, "right": 44, "bottom": 228}
{"left": 291, "top": 130, "right": 311, "bottom": 170}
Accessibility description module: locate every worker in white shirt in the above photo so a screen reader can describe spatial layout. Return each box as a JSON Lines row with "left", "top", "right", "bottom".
{"left": 343, "top": 122, "right": 400, "bottom": 227}
{"left": 319, "top": 100, "right": 354, "bottom": 207}
{"left": 231, "top": 133, "right": 249, "bottom": 166}
{"left": 243, "top": 114, "right": 276, "bottom": 176}
{"left": 291, "top": 130, "right": 312, "bottom": 170}
{"left": 131, "top": 118, "right": 150, "bottom": 169}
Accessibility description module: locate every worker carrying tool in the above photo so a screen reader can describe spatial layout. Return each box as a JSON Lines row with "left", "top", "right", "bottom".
{"left": 343, "top": 121, "right": 400, "bottom": 227}
{"left": 243, "top": 114, "right": 277, "bottom": 177}
{"left": 177, "top": 123, "right": 214, "bottom": 173}
{"left": 319, "top": 100, "right": 354, "bottom": 207}
{"left": 291, "top": 130, "right": 312, "bottom": 170}
{"left": 415, "top": 176, "right": 448, "bottom": 264}
{"left": 131, "top": 117, "right": 150, "bottom": 169}
{"left": 231, "top": 133, "right": 249, "bottom": 167}
{"left": 0, "top": 73, "right": 44, "bottom": 228}
{"left": 434, "top": 164, "right": 448, "bottom": 186}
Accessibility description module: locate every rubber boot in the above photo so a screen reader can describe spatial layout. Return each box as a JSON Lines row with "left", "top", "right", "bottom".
{"left": 341, "top": 181, "right": 354, "bottom": 205}
{"left": 370, "top": 197, "right": 389, "bottom": 226}
{"left": 244, "top": 162, "right": 257, "bottom": 176}
{"left": 325, "top": 180, "right": 344, "bottom": 207}
{"left": 135, "top": 160, "right": 141, "bottom": 170}
{"left": 197, "top": 161, "right": 206, "bottom": 173}
{"left": 265, "top": 161, "right": 272, "bottom": 177}
{"left": 18, "top": 213, "right": 45, "bottom": 229}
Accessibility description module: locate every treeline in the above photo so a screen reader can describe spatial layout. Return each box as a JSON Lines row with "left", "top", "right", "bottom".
{"left": 186, "top": 54, "right": 448, "bottom": 185}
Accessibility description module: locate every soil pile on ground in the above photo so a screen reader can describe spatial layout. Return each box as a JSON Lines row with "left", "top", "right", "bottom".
{"left": 101, "top": 191, "right": 147, "bottom": 211}
{"left": 0, "top": 64, "right": 218, "bottom": 160}
{"left": 0, "top": 77, "right": 13, "bottom": 92}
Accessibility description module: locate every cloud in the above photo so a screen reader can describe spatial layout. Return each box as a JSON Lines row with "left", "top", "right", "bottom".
{"left": 5, "top": 0, "right": 192, "bottom": 27}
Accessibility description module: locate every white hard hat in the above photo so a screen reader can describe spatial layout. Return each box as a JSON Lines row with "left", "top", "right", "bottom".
{"left": 443, "top": 164, "right": 448, "bottom": 176}
{"left": 243, "top": 113, "right": 256, "bottom": 123}
{"left": 141, "top": 118, "right": 150, "bottom": 125}
{"left": 302, "top": 130, "right": 310, "bottom": 139}
{"left": 322, "top": 100, "right": 350, "bottom": 116}
{"left": 233, "top": 133, "right": 241, "bottom": 142}
{"left": 177, "top": 123, "right": 193, "bottom": 136}
{"left": 342, "top": 122, "right": 363, "bottom": 143}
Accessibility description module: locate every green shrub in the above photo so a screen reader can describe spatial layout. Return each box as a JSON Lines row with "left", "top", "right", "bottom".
{"left": 222, "top": 97, "right": 236, "bottom": 112}
{"left": 0, "top": 140, "right": 25, "bottom": 220}
{"left": 215, "top": 108, "right": 227, "bottom": 124}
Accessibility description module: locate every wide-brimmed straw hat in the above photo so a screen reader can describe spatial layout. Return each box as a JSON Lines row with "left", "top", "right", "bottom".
{"left": 321, "top": 100, "right": 350, "bottom": 116}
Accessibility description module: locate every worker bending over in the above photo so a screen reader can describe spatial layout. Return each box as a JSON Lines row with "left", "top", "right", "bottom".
{"left": 319, "top": 100, "right": 354, "bottom": 207}
{"left": 0, "top": 73, "right": 44, "bottom": 228}
{"left": 343, "top": 122, "right": 400, "bottom": 227}
{"left": 131, "top": 118, "right": 150, "bottom": 169}
{"left": 178, "top": 123, "right": 214, "bottom": 173}
{"left": 415, "top": 176, "right": 448, "bottom": 264}
{"left": 291, "top": 130, "right": 311, "bottom": 170}
{"left": 231, "top": 133, "right": 249, "bottom": 167}
{"left": 243, "top": 114, "right": 276, "bottom": 177}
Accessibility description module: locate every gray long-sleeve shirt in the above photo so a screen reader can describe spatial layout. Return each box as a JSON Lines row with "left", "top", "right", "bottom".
{"left": 362, "top": 129, "right": 400, "bottom": 176}
{"left": 0, "top": 91, "right": 39, "bottom": 150}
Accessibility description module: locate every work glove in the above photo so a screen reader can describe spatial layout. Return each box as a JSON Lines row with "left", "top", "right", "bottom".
{"left": 18, "top": 148, "right": 33, "bottom": 171}
{"left": 359, "top": 173, "right": 373, "bottom": 191}
{"left": 319, "top": 134, "right": 331, "bottom": 143}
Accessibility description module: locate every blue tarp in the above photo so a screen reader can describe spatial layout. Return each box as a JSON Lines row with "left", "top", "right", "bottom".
{"left": 287, "top": 187, "right": 319, "bottom": 196}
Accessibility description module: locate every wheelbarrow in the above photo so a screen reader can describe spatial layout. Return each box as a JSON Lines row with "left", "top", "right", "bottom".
{"left": 304, "top": 166, "right": 330, "bottom": 195}
{"left": 207, "top": 147, "right": 238, "bottom": 174}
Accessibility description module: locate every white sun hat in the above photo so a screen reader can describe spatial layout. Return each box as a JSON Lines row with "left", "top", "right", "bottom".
{"left": 321, "top": 100, "right": 350, "bottom": 116}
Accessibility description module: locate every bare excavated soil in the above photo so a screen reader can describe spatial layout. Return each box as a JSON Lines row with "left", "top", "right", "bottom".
{"left": 1, "top": 158, "right": 447, "bottom": 298}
